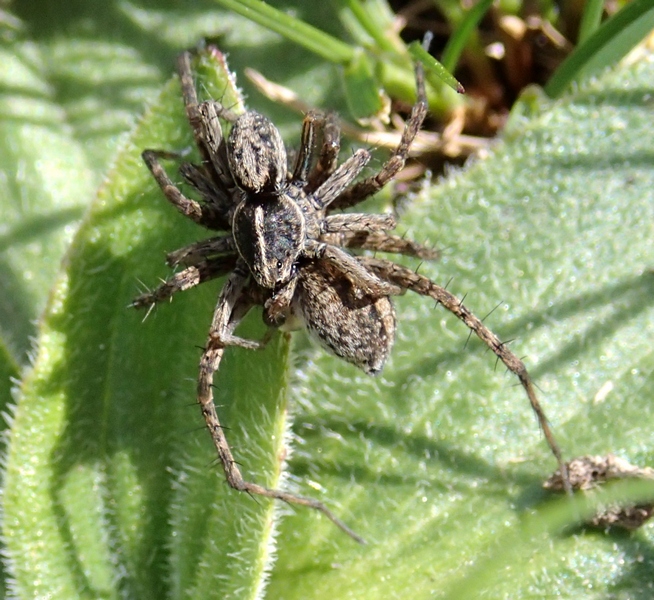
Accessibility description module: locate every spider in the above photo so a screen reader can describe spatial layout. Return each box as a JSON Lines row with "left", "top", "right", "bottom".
{"left": 133, "top": 45, "right": 569, "bottom": 543}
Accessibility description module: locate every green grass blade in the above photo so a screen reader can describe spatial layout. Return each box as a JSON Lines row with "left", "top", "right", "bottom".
{"left": 440, "top": 0, "right": 493, "bottom": 72}
{"left": 578, "top": 0, "right": 606, "bottom": 43}
{"left": 212, "top": 0, "right": 355, "bottom": 64}
{"left": 545, "top": 0, "right": 654, "bottom": 97}
{"left": 337, "top": 0, "right": 401, "bottom": 54}
{"left": 409, "top": 39, "right": 465, "bottom": 94}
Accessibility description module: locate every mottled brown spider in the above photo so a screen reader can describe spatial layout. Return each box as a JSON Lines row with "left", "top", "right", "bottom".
{"left": 133, "top": 46, "right": 569, "bottom": 543}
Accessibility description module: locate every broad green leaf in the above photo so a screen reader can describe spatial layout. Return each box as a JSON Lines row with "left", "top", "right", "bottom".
{"left": 265, "top": 50, "right": 654, "bottom": 597}
{"left": 3, "top": 48, "right": 289, "bottom": 599}
{"left": 0, "top": 0, "right": 263, "bottom": 372}
{"left": 0, "top": 42, "right": 93, "bottom": 364}
{"left": 0, "top": 0, "right": 328, "bottom": 369}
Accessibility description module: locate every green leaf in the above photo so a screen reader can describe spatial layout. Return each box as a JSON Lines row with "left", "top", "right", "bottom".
{"left": 4, "top": 47, "right": 290, "bottom": 599}
{"left": 341, "top": 49, "right": 388, "bottom": 122}
{"left": 265, "top": 48, "right": 654, "bottom": 598}
{"left": 0, "top": 42, "right": 95, "bottom": 364}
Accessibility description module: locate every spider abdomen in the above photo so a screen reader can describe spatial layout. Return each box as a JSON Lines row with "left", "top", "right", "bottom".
{"left": 294, "top": 261, "right": 396, "bottom": 375}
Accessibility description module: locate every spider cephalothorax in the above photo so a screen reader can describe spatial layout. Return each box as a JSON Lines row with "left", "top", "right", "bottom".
{"left": 133, "top": 46, "right": 567, "bottom": 542}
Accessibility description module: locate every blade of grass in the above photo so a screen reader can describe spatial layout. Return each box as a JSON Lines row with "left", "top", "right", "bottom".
{"left": 440, "top": 0, "right": 493, "bottom": 73}
{"left": 408, "top": 38, "right": 465, "bottom": 94}
{"left": 545, "top": 0, "right": 654, "bottom": 97}
{"left": 212, "top": 0, "right": 355, "bottom": 64}
{"left": 578, "top": 0, "right": 606, "bottom": 43}
{"left": 337, "top": 0, "right": 402, "bottom": 54}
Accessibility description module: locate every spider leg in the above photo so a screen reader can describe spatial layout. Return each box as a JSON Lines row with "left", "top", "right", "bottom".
{"left": 293, "top": 110, "right": 322, "bottom": 182}
{"left": 195, "top": 101, "right": 239, "bottom": 188}
{"left": 199, "top": 264, "right": 365, "bottom": 543}
{"left": 142, "top": 150, "right": 223, "bottom": 228}
{"left": 311, "top": 149, "right": 370, "bottom": 210}
{"left": 309, "top": 111, "right": 340, "bottom": 191}
{"left": 177, "top": 53, "right": 237, "bottom": 146}
{"left": 145, "top": 57, "right": 236, "bottom": 232}
{"left": 177, "top": 50, "right": 215, "bottom": 168}
{"left": 177, "top": 51, "right": 239, "bottom": 196}
{"left": 296, "top": 111, "right": 341, "bottom": 193}
{"left": 359, "top": 256, "right": 571, "bottom": 493}
{"left": 304, "top": 240, "right": 401, "bottom": 297}
{"left": 178, "top": 162, "right": 233, "bottom": 230}
{"left": 166, "top": 235, "right": 236, "bottom": 267}
{"left": 323, "top": 213, "right": 396, "bottom": 234}
{"left": 131, "top": 256, "right": 237, "bottom": 308}
{"left": 293, "top": 111, "right": 341, "bottom": 191}
{"left": 328, "top": 56, "right": 428, "bottom": 212}
{"left": 327, "top": 231, "right": 439, "bottom": 260}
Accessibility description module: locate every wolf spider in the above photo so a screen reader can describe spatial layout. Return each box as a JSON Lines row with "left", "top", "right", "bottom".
{"left": 133, "top": 47, "right": 568, "bottom": 543}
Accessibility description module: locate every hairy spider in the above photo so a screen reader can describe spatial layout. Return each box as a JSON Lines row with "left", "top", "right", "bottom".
{"left": 133, "top": 46, "right": 568, "bottom": 543}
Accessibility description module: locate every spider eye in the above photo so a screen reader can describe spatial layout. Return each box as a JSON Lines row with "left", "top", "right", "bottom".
{"left": 276, "top": 260, "right": 283, "bottom": 270}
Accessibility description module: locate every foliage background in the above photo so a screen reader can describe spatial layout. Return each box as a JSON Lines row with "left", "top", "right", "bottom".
{"left": 1, "top": 1, "right": 654, "bottom": 598}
